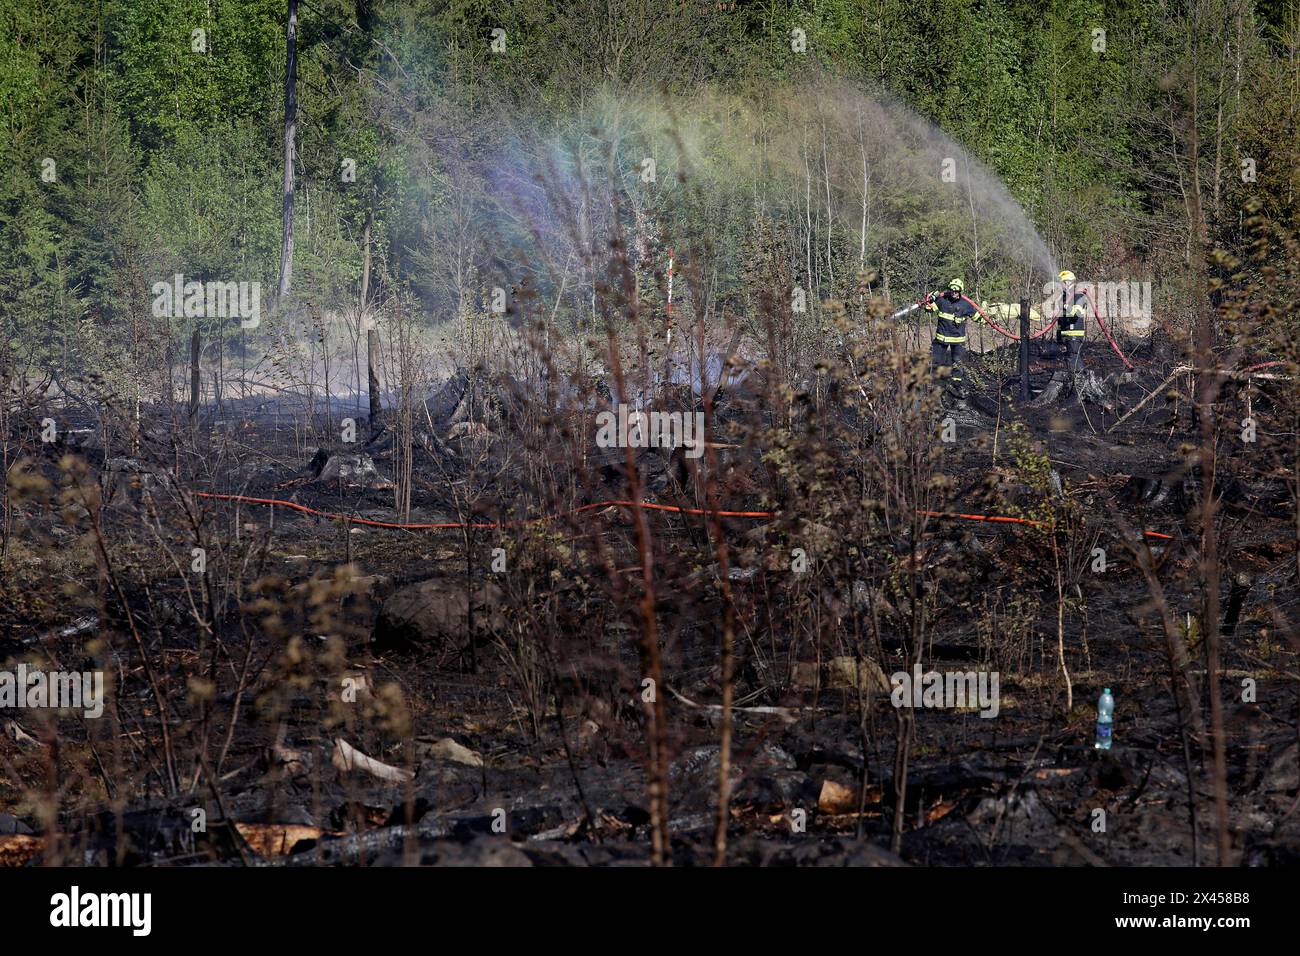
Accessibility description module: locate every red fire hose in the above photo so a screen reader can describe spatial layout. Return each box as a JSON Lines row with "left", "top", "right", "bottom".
{"left": 956, "top": 295, "right": 1056, "bottom": 341}
{"left": 193, "top": 491, "right": 1172, "bottom": 540}
{"left": 1029, "top": 315, "right": 1059, "bottom": 339}
{"left": 1081, "top": 290, "right": 1135, "bottom": 370}
{"left": 953, "top": 290, "right": 1134, "bottom": 369}
{"left": 958, "top": 294, "right": 1018, "bottom": 339}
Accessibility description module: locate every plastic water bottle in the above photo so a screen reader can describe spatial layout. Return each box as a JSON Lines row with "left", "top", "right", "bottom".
{"left": 1094, "top": 688, "right": 1114, "bottom": 750}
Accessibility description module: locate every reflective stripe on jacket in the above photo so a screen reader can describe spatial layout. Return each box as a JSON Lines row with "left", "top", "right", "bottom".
{"left": 1060, "top": 289, "right": 1088, "bottom": 337}
{"left": 925, "top": 293, "right": 979, "bottom": 344}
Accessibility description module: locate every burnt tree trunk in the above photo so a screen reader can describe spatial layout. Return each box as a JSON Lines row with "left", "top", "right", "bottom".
{"left": 276, "top": 0, "right": 298, "bottom": 302}
{"left": 362, "top": 206, "right": 381, "bottom": 435}
{"left": 1019, "top": 297, "right": 1030, "bottom": 400}
{"left": 189, "top": 328, "right": 201, "bottom": 430}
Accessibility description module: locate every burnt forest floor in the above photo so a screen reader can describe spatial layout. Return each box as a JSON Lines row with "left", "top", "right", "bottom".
{"left": 2, "top": 335, "right": 1298, "bottom": 867}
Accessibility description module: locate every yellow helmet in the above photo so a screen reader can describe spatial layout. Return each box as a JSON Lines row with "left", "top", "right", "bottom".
{"left": 947, "top": 278, "right": 964, "bottom": 292}
{"left": 1058, "top": 270, "right": 1076, "bottom": 283}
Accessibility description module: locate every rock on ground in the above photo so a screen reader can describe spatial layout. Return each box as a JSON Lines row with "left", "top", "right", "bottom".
{"left": 374, "top": 577, "right": 504, "bottom": 649}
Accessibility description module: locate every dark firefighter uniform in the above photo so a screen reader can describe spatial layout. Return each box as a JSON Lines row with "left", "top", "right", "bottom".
{"left": 1057, "top": 270, "right": 1088, "bottom": 371}
{"left": 925, "top": 278, "right": 980, "bottom": 385}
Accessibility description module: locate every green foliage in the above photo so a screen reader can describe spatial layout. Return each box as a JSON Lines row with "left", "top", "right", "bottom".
{"left": 142, "top": 122, "right": 280, "bottom": 281}
{"left": 106, "top": 0, "right": 286, "bottom": 154}
{"left": 1, "top": 0, "right": 1295, "bottom": 381}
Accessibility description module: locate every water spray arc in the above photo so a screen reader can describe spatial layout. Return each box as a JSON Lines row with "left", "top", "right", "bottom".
{"left": 470, "top": 81, "right": 1058, "bottom": 336}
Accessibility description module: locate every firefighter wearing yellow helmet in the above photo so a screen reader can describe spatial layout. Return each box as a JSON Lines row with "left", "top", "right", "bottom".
{"left": 923, "top": 277, "right": 981, "bottom": 388}
{"left": 1056, "top": 270, "right": 1088, "bottom": 372}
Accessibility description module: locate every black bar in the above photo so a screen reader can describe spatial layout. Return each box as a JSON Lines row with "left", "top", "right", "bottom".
{"left": 1, "top": 865, "right": 1275, "bottom": 942}
{"left": 1019, "top": 297, "right": 1030, "bottom": 399}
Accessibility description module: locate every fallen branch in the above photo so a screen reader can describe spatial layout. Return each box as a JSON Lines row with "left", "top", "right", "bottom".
{"left": 667, "top": 686, "right": 803, "bottom": 723}
{"left": 1109, "top": 363, "right": 1290, "bottom": 434}
{"left": 1108, "top": 366, "right": 1188, "bottom": 433}
{"left": 331, "top": 737, "right": 414, "bottom": 783}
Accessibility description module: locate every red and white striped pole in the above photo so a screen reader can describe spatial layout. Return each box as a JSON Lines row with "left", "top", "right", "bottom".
{"left": 665, "top": 247, "right": 675, "bottom": 346}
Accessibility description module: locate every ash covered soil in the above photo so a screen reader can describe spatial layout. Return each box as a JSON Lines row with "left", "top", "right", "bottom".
{"left": 2, "top": 336, "right": 1298, "bottom": 867}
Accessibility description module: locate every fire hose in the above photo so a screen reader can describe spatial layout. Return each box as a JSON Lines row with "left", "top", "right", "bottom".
{"left": 192, "top": 491, "right": 1172, "bottom": 540}
{"left": 893, "top": 295, "right": 1057, "bottom": 341}
{"left": 960, "top": 290, "right": 1287, "bottom": 375}
{"left": 950, "top": 292, "right": 1134, "bottom": 369}
{"left": 951, "top": 295, "right": 1070, "bottom": 344}
{"left": 1081, "top": 290, "right": 1135, "bottom": 370}
{"left": 958, "top": 294, "right": 1019, "bottom": 340}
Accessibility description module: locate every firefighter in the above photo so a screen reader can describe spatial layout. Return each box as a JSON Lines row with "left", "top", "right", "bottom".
{"left": 1056, "top": 270, "right": 1089, "bottom": 372}
{"left": 925, "top": 278, "right": 981, "bottom": 388}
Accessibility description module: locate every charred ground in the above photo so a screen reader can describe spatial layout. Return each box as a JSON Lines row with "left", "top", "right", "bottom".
{"left": 1, "top": 332, "right": 1297, "bottom": 867}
